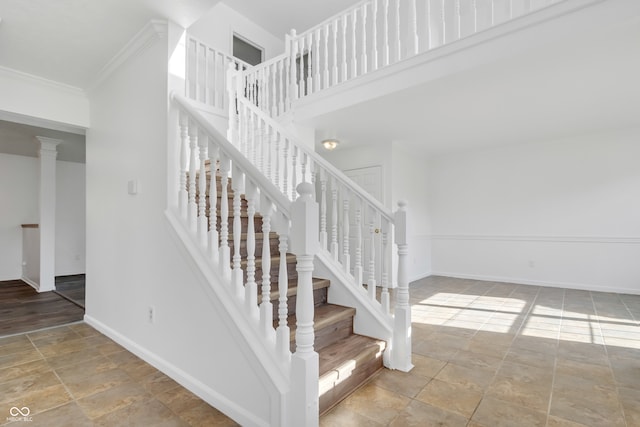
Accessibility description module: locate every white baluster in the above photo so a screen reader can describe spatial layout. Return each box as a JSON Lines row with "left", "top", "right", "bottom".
{"left": 299, "top": 36, "right": 306, "bottom": 97}
{"left": 473, "top": 0, "right": 478, "bottom": 33}
{"left": 323, "top": 25, "right": 330, "bottom": 89}
{"left": 208, "top": 145, "right": 219, "bottom": 262}
{"left": 232, "top": 165, "right": 244, "bottom": 295}
{"left": 266, "top": 125, "right": 273, "bottom": 182}
{"left": 442, "top": 0, "right": 447, "bottom": 45}
{"left": 197, "top": 130, "right": 208, "bottom": 247}
{"left": 256, "top": 117, "right": 263, "bottom": 173}
{"left": 354, "top": 198, "right": 363, "bottom": 286}
{"left": 289, "top": 30, "right": 299, "bottom": 101}
{"left": 271, "top": 63, "right": 277, "bottom": 116}
{"left": 319, "top": 169, "right": 328, "bottom": 250}
{"left": 490, "top": 0, "right": 495, "bottom": 26}
{"left": 395, "top": 0, "right": 401, "bottom": 61}
{"left": 361, "top": 4, "right": 368, "bottom": 75}
{"left": 351, "top": 9, "right": 358, "bottom": 79}
{"left": 301, "top": 153, "right": 308, "bottom": 185}
{"left": 381, "top": 217, "right": 390, "bottom": 314}
{"left": 313, "top": 30, "right": 320, "bottom": 93}
{"left": 372, "top": 0, "right": 379, "bottom": 71}
{"left": 277, "top": 60, "right": 284, "bottom": 115}
{"left": 342, "top": 196, "right": 350, "bottom": 273}
{"left": 285, "top": 57, "right": 291, "bottom": 111}
{"left": 456, "top": 0, "right": 462, "bottom": 40}
{"left": 276, "top": 226, "right": 291, "bottom": 362}
{"left": 331, "top": 178, "right": 339, "bottom": 260}
{"left": 368, "top": 209, "right": 377, "bottom": 301}
{"left": 291, "top": 145, "right": 298, "bottom": 201}
{"left": 260, "top": 199, "right": 275, "bottom": 341}
{"left": 283, "top": 139, "right": 290, "bottom": 199}
{"left": 245, "top": 180, "right": 258, "bottom": 320}
{"left": 209, "top": 48, "right": 215, "bottom": 106}
{"left": 341, "top": 16, "right": 348, "bottom": 82}
{"left": 188, "top": 118, "right": 198, "bottom": 232}
{"left": 410, "top": 0, "right": 418, "bottom": 55}
{"left": 289, "top": 183, "right": 319, "bottom": 427}
{"left": 178, "top": 110, "right": 189, "bottom": 219}
{"left": 275, "top": 131, "right": 281, "bottom": 192}
{"left": 332, "top": 21, "right": 339, "bottom": 85}
{"left": 219, "top": 155, "right": 231, "bottom": 280}
{"left": 383, "top": 0, "right": 390, "bottom": 66}
{"left": 426, "top": 0, "right": 432, "bottom": 49}
{"left": 391, "top": 200, "right": 413, "bottom": 372}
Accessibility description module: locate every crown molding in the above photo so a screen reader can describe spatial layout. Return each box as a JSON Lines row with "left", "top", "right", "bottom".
{"left": 89, "top": 19, "right": 168, "bottom": 92}
{"left": 0, "top": 65, "right": 86, "bottom": 97}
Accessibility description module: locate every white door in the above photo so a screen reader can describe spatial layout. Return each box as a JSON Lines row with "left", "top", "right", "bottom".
{"left": 342, "top": 166, "right": 384, "bottom": 286}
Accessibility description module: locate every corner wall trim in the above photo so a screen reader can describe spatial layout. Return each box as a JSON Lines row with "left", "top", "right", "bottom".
{"left": 89, "top": 20, "right": 169, "bottom": 92}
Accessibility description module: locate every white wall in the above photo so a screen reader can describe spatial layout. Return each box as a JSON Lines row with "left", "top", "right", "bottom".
{"left": 85, "top": 23, "right": 278, "bottom": 426}
{"left": 428, "top": 128, "right": 640, "bottom": 294}
{"left": 56, "top": 161, "right": 86, "bottom": 275}
{"left": 0, "top": 153, "right": 39, "bottom": 280}
{"left": 0, "top": 153, "right": 86, "bottom": 281}
{"left": 188, "top": 2, "right": 284, "bottom": 60}
{"left": 391, "top": 142, "right": 431, "bottom": 281}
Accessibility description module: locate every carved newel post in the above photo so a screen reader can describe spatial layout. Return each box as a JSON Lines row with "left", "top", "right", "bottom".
{"left": 289, "top": 182, "right": 319, "bottom": 427}
{"left": 391, "top": 200, "right": 414, "bottom": 372}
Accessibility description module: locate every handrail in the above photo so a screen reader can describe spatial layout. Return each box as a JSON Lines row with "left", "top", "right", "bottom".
{"left": 236, "top": 96, "right": 393, "bottom": 222}
{"left": 173, "top": 92, "right": 292, "bottom": 217}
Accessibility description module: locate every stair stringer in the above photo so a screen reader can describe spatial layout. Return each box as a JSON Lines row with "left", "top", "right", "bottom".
{"left": 165, "top": 208, "right": 290, "bottom": 427}
{"left": 314, "top": 250, "right": 394, "bottom": 367}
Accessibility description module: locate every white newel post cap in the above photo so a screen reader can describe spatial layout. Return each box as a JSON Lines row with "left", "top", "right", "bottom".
{"left": 394, "top": 200, "right": 408, "bottom": 245}
{"left": 290, "top": 183, "right": 319, "bottom": 256}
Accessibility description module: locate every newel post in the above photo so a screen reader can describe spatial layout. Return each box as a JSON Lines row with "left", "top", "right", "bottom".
{"left": 391, "top": 200, "right": 414, "bottom": 372}
{"left": 289, "top": 182, "right": 319, "bottom": 427}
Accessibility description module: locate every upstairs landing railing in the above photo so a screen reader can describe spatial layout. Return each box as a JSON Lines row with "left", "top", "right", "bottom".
{"left": 237, "top": 0, "right": 563, "bottom": 117}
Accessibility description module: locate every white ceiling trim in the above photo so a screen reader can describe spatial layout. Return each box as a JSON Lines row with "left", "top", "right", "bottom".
{"left": 0, "top": 110, "right": 86, "bottom": 135}
{"left": 89, "top": 19, "right": 169, "bottom": 93}
{"left": 0, "top": 65, "right": 85, "bottom": 96}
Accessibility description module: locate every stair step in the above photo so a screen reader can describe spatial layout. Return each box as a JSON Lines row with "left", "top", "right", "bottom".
{"left": 287, "top": 304, "right": 355, "bottom": 352}
{"left": 318, "top": 335, "right": 386, "bottom": 415}
{"left": 240, "top": 253, "right": 298, "bottom": 282}
{"left": 261, "top": 277, "right": 330, "bottom": 318}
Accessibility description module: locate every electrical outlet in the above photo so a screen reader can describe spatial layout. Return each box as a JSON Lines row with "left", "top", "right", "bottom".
{"left": 148, "top": 306, "right": 155, "bottom": 323}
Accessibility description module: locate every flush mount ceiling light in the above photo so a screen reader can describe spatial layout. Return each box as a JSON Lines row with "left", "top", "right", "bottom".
{"left": 321, "top": 139, "right": 339, "bottom": 151}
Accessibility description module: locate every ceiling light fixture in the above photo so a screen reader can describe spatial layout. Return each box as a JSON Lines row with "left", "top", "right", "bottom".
{"left": 321, "top": 139, "right": 339, "bottom": 151}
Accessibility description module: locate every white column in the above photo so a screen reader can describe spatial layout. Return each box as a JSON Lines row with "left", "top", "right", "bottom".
{"left": 37, "top": 137, "right": 61, "bottom": 292}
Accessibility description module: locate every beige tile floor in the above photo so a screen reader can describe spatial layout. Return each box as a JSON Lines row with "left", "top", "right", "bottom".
{"left": 1, "top": 276, "right": 639, "bottom": 426}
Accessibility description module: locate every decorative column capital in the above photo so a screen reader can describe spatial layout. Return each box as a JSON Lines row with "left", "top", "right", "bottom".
{"left": 36, "top": 137, "right": 62, "bottom": 157}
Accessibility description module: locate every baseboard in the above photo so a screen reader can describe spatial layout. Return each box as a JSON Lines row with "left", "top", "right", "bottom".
{"left": 409, "top": 271, "right": 432, "bottom": 284}
{"left": 431, "top": 271, "right": 640, "bottom": 295}
{"left": 83, "top": 315, "right": 270, "bottom": 427}
{"left": 21, "top": 276, "right": 40, "bottom": 291}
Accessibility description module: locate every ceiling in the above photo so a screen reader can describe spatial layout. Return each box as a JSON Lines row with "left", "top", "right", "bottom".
{"left": 0, "top": 0, "right": 356, "bottom": 162}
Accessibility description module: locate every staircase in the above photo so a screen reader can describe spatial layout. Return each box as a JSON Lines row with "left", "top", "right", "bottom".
{"left": 200, "top": 161, "right": 387, "bottom": 414}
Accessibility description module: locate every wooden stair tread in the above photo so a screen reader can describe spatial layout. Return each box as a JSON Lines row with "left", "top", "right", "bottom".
{"left": 318, "top": 334, "right": 386, "bottom": 379}
{"left": 240, "top": 253, "right": 296, "bottom": 268}
{"left": 286, "top": 304, "right": 355, "bottom": 341}
{"left": 266, "top": 277, "right": 329, "bottom": 301}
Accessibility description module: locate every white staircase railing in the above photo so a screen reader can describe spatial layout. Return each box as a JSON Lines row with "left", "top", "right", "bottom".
{"left": 186, "top": 35, "right": 249, "bottom": 111}
{"left": 171, "top": 93, "right": 322, "bottom": 426}
{"left": 237, "top": 0, "right": 564, "bottom": 117}
{"left": 227, "top": 73, "right": 413, "bottom": 372}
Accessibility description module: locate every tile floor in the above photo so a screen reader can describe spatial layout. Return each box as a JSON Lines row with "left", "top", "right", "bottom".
{"left": 322, "top": 276, "right": 640, "bottom": 427}
{"left": 1, "top": 276, "right": 639, "bottom": 426}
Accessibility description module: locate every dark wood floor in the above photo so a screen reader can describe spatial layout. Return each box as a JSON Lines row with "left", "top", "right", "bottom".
{"left": 55, "top": 274, "right": 86, "bottom": 308}
{"left": 0, "top": 279, "right": 85, "bottom": 337}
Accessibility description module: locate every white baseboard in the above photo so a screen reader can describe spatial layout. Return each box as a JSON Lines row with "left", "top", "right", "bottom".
{"left": 83, "top": 315, "right": 270, "bottom": 427}
{"left": 409, "top": 271, "right": 432, "bottom": 284}
{"left": 21, "top": 276, "right": 40, "bottom": 291}
{"left": 430, "top": 271, "right": 640, "bottom": 295}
